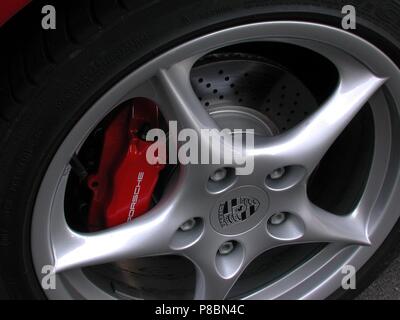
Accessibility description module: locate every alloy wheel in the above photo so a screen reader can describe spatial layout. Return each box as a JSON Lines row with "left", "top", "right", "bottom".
{"left": 31, "top": 21, "right": 400, "bottom": 300}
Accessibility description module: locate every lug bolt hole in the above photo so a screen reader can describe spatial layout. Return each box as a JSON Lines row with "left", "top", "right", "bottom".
{"left": 210, "top": 168, "right": 228, "bottom": 182}
{"left": 267, "top": 213, "right": 305, "bottom": 241}
{"left": 215, "top": 241, "right": 244, "bottom": 278}
{"left": 170, "top": 218, "right": 204, "bottom": 250}
{"left": 269, "top": 212, "right": 287, "bottom": 226}
{"left": 268, "top": 167, "right": 286, "bottom": 180}
{"left": 180, "top": 218, "right": 197, "bottom": 232}
{"left": 207, "top": 167, "right": 237, "bottom": 194}
{"left": 265, "top": 166, "right": 306, "bottom": 191}
{"left": 218, "top": 241, "right": 236, "bottom": 256}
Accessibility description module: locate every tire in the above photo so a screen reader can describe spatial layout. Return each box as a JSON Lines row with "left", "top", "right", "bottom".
{"left": 1, "top": 0, "right": 400, "bottom": 299}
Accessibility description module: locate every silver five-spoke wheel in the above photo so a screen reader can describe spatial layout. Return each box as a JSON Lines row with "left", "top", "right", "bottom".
{"left": 31, "top": 21, "right": 400, "bottom": 300}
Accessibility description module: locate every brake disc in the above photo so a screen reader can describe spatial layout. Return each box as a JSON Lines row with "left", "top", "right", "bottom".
{"left": 191, "top": 53, "right": 318, "bottom": 132}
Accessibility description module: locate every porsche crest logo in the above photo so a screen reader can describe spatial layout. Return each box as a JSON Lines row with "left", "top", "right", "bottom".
{"left": 218, "top": 196, "right": 260, "bottom": 228}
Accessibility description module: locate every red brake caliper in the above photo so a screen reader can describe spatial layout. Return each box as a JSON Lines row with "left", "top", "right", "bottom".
{"left": 87, "top": 98, "right": 165, "bottom": 231}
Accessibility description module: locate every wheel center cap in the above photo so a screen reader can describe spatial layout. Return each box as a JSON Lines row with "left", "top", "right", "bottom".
{"left": 211, "top": 186, "right": 269, "bottom": 235}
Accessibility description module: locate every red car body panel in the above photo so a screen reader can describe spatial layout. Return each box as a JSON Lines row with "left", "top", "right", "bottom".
{"left": 0, "top": 0, "right": 31, "bottom": 27}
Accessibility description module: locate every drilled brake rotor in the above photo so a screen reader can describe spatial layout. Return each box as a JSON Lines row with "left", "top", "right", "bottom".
{"left": 191, "top": 53, "right": 318, "bottom": 132}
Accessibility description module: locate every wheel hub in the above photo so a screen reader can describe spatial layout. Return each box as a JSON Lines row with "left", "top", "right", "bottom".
{"left": 209, "top": 105, "right": 278, "bottom": 135}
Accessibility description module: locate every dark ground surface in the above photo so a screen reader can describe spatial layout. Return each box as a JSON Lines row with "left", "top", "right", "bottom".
{"left": 358, "top": 255, "right": 400, "bottom": 300}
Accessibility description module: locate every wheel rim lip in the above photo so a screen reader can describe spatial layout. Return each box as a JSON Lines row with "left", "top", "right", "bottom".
{"left": 31, "top": 21, "right": 400, "bottom": 300}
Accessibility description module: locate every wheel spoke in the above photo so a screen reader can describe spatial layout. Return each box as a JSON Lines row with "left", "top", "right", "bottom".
{"left": 177, "top": 231, "right": 245, "bottom": 300}
{"left": 153, "top": 59, "right": 219, "bottom": 132}
{"left": 193, "top": 264, "right": 235, "bottom": 300}
{"left": 192, "top": 252, "right": 244, "bottom": 300}
{"left": 53, "top": 207, "right": 177, "bottom": 273}
{"left": 299, "top": 201, "right": 370, "bottom": 246}
{"left": 192, "top": 228, "right": 279, "bottom": 300}
{"left": 249, "top": 58, "right": 386, "bottom": 173}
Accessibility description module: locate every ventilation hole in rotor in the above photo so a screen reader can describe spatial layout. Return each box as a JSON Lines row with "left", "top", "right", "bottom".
{"left": 225, "top": 76, "right": 230, "bottom": 82}
{"left": 239, "top": 98, "right": 243, "bottom": 103}
{"left": 206, "top": 83, "right": 211, "bottom": 88}
{"left": 266, "top": 108, "right": 270, "bottom": 112}
{"left": 213, "top": 89, "right": 218, "bottom": 94}
{"left": 230, "top": 84, "right": 235, "bottom": 88}
{"left": 235, "top": 91, "right": 239, "bottom": 95}
{"left": 198, "top": 78, "right": 204, "bottom": 83}
{"left": 219, "top": 70, "right": 224, "bottom": 75}
{"left": 294, "top": 101, "right": 298, "bottom": 106}
{"left": 244, "top": 73, "right": 249, "bottom": 77}
{"left": 198, "top": 97, "right": 203, "bottom": 101}
{"left": 205, "top": 102, "right": 210, "bottom": 107}
{"left": 296, "top": 92, "right": 301, "bottom": 97}
{"left": 219, "top": 95, "right": 224, "bottom": 100}
{"left": 276, "top": 112, "right": 281, "bottom": 117}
